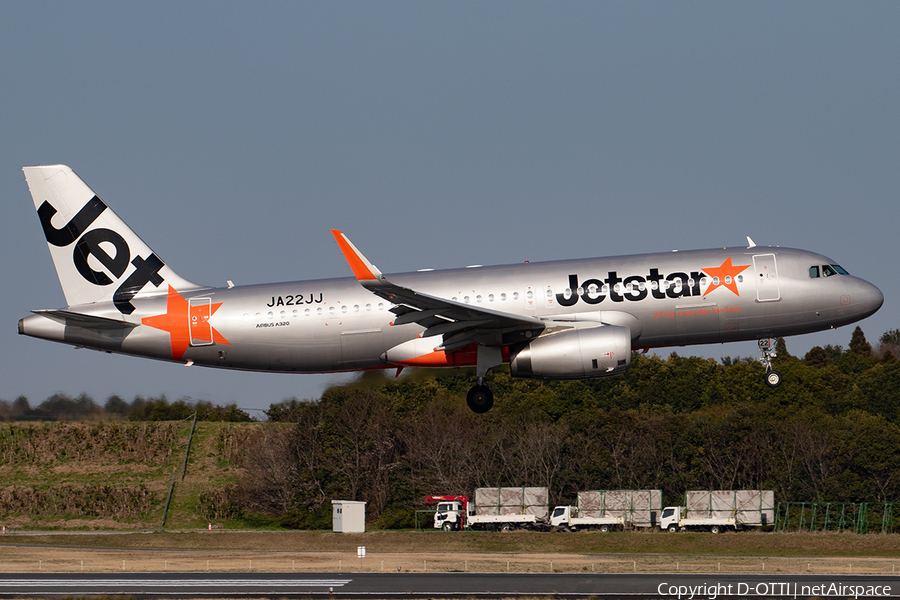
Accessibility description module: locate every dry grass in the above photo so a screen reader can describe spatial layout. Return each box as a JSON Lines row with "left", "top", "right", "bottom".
{"left": 0, "top": 530, "right": 898, "bottom": 575}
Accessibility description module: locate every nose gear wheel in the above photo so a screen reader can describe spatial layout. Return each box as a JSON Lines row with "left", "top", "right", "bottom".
{"left": 758, "top": 339, "right": 782, "bottom": 388}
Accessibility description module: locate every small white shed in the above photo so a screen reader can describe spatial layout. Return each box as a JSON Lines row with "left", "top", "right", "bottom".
{"left": 332, "top": 500, "right": 367, "bottom": 533}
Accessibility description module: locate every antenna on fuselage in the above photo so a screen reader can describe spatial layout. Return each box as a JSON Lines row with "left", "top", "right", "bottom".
{"left": 746, "top": 236, "right": 757, "bottom": 248}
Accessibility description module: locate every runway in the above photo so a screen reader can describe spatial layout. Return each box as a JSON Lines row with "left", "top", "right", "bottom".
{"left": 0, "top": 571, "right": 896, "bottom": 598}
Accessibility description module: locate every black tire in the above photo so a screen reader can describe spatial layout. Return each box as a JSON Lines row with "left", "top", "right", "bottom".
{"left": 599, "top": 524, "right": 610, "bottom": 533}
{"left": 765, "top": 370, "right": 782, "bottom": 388}
{"left": 710, "top": 525, "right": 722, "bottom": 534}
{"left": 667, "top": 524, "right": 678, "bottom": 533}
{"left": 442, "top": 522, "right": 454, "bottom": 532}
{"left": 466, "top": 384, "right": 494, "bottom": 413}
{"left": 499, "top": 523, "right": 513, "bottom": 532}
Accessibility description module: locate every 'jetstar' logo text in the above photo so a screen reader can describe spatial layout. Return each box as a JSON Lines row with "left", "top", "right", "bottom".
{"left": 555, "top": 257, "right": 751, "bottom": 307}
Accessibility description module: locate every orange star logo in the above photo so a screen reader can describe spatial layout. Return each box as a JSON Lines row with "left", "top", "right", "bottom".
{"left": 702, "top": 257, "right": 751, "bottom": 297}
{"left": 142, "top": 286, "right": 230, "bottom": 361}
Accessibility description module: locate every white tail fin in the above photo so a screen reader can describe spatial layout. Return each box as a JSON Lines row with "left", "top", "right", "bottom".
{"left": 23, "top": 165, "right": 203, "bottom": 314}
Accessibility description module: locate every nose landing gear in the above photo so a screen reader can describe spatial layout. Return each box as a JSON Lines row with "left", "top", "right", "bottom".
{"left": 758, "top": 339, "right": 782, "bottom": 388}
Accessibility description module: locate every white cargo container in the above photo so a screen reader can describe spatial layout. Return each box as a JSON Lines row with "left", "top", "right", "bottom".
{"left": 576, "top": 489, "right": 662, "bottom": 527}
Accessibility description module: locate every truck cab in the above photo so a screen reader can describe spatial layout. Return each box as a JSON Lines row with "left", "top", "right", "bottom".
{"left": 549, "top": 505, "right": 574, "bottom": 528}
{"left": 433, "top": 500, "right": 465, "bottom": 531}
{"left": 660, "top": 506, "right": 682, "bottom": 532}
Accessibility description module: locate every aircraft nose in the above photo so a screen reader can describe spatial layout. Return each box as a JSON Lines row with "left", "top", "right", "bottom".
{"left": 855, "top": 278, "right": 884, "bottom": 318}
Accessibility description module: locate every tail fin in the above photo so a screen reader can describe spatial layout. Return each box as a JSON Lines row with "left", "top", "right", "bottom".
{"left": 23, "top": 165, "right": 203, "bottom": 314}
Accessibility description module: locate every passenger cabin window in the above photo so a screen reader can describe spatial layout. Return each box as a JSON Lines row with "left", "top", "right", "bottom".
{"left": 809, "top": 266, "right": 820, "bottom": 278}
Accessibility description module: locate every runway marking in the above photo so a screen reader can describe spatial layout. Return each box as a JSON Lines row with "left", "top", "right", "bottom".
{"left": 0, "top": 578, "right": 352, "bottom": 588}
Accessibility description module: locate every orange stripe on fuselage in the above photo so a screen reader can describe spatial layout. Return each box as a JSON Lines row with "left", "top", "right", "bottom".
{"left": 392, "top": 344, "right": 510, "bottom": 368}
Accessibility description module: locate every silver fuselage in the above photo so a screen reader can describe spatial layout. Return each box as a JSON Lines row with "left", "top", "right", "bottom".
{"left": 19, "top": 246, "right": 884, "bottom": 373}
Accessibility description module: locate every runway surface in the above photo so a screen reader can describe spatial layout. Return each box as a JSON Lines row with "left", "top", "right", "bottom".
{"left": 0, "top": 571, "right": 896, "bottom": 598}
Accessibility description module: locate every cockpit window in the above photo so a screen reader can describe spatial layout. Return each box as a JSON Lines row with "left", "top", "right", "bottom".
{"left": 811, "top": 264, "right": 849, "bottom": 278}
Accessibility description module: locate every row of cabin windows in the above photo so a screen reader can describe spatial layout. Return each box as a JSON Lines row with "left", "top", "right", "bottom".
{"left": 244, "top": 302, "right": 388, "bottom": 321}
{"left": 451, "top": 276, "right": 742, "bottom": 304}
{"left": 243, "top": 273, "right": 760, "bottom": 321}
{"left": 809, "top": 264, "right": 848, "bottom": 279}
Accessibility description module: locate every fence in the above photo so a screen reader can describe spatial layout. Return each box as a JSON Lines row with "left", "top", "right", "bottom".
{"left": 775, "top": 502, "right": 900, "bottom": 534}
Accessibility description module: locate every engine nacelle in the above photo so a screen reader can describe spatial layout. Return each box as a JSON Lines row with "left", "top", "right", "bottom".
{"left": 509, "top": 325, "right": 631, "bottom": 380}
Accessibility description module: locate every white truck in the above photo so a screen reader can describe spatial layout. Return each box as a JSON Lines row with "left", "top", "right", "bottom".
{"left": 550, "top": 505, "right": 624, "bottom": 532}
{"left": 660, "top": 505, "right": 739, "bottom": 533}
{"left": 661, "top": 490, "right": 775, "bottom": 533}
{"left": 427, "top": 487, "right": 551, "bottom": 531}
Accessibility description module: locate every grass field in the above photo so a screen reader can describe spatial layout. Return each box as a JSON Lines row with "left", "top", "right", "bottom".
{"left": 0, "top": 530, "right": 898, "bottom": 575}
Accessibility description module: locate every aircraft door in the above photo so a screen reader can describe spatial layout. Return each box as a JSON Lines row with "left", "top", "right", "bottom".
{"left": 189, "top": 297, "right": 213, "bottom": 346}
{"left": 752, "top": 254, "right": 780, "bottom": 302}
{"left": 542, "top": 285, "right": 557, "bottom": 309}
{"left": 524, "top": 286, "right": 537, "bottom": 310}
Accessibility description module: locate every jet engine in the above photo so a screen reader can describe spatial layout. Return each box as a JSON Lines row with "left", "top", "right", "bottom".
{"left": 509, "top": 325, "right": 631, "bottom": 380}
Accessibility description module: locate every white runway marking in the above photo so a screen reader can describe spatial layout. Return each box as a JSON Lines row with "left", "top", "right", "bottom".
{"left": 0, "top": 578, "right": 352, "bottom": 587}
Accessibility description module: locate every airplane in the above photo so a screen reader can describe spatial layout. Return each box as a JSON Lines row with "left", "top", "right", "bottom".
{"left": 18, "top": 165, "right": 884, "bottom": 413}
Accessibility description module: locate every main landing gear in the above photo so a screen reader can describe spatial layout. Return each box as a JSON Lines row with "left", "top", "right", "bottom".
{"left": 758, "top": 339, "right": 782, "bottom": 388}
{"left": 466, "top": 345, "right": 502, "bottom": 413}
{"left": 466, "top": 379, "right": 494, "bottom": 413}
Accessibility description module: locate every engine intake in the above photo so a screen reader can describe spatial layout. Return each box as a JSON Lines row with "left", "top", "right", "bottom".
{"left": 510, "top": 325, "right": 631, "bottom": 380}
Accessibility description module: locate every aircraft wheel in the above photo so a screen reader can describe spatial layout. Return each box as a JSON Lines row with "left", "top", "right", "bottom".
{"left": 667, "top": 524, "right": 679, "bottom": 533}
{"left": 765, "top": 370, "right": 782, "bottom": 388}
{"left": 466, "top": 384, "right": 494, "bottom": 413}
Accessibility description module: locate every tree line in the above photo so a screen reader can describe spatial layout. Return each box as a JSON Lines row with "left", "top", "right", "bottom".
{"left": 0, "top": 394, "right": 252, "bottom": 422}
{"left": 216, "top": 327, "right": 900, "bottom": 528}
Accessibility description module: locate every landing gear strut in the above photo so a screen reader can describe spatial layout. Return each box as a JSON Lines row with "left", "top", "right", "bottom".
{"left": 466, "top": 378, "right": 494, "bottom": 413}
{"left": 465, "top": 345, "right": 503, "bottom": 413}
{"left": 758, "top": 339, "right": 782, "bottom": 388}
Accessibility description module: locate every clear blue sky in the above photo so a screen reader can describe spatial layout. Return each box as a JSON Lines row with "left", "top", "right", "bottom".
{"left": 2, "top": 2, "right": 897, "bottom": 416}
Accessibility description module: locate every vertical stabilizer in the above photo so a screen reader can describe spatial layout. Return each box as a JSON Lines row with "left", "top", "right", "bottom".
{"left": 23, "top": 165, "right": 203, "bottom": 313}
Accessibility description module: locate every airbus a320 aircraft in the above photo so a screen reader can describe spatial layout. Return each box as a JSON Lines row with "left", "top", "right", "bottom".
{"left": 18, "top": 165, "right": 884, "bottom": 412}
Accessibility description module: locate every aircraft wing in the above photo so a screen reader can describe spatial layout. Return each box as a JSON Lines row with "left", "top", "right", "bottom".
{"left": 331, "top": 230, "right": 545, "bottom": 351}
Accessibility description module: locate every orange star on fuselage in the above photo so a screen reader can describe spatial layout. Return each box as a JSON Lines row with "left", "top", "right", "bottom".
{"left": 141, "top": 286, "right": 230, "bottom": 361}
{"left": 702, "top": 257, "right": 751, "bottom": 297}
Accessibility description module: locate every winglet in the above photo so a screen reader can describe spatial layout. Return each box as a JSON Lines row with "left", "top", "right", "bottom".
{"left": 331, "top": 230, "right": 383, "bottom": 281}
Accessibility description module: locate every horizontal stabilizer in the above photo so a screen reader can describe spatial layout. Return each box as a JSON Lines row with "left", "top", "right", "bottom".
{"left": 31, "top": 309, "right": 138, "bottom": 330}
